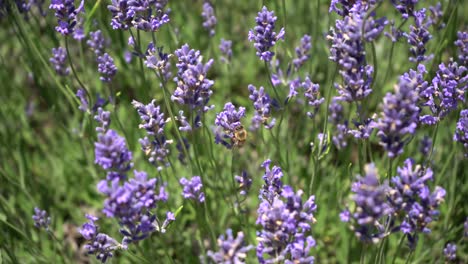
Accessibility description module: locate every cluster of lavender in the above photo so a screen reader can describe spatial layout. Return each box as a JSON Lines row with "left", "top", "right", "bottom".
{"left": 108, "top": 0, "right": 170, "bottom": 31}
{"left": 180, "top": 176, "right": 205, "bottom": 203}
{"left": 214, "top": 102, "right": 246, "bottom": 149}
{"left": 49, "top": 47, "right": 70, "bottom": 76}
{"left": 133, "top": 100, "right": 171, "bottom": 170}
{"left": 256, "top": 160, "right": 317, "bottom": 263}
{"left": 144, "top": 42, "right": 172, "bottom": 82}
{"left": 454, "top": 109, "right": 468, "bottom": 157}
{"left": 207, "top": 229, "right": 253, "bottom": 263}
{"left": 248, "top": 84, "right": 277, "bottom": 130}
{"left": 49, "top": 0, "right": 84, "bottom": 35}
{"left": 32, "top": 207, "right": 51, "bottom": 231}
{"left": 172, "top": 44, "right": 214, "bottom": 130}
{"left": 342, "top": 159, "right": 445, "bottom": 247}
{"left": 201, "top": 1, "right": 216, "bottom": 37}
{"left": 219, "top": 39, "right": 232, "bottom": 64}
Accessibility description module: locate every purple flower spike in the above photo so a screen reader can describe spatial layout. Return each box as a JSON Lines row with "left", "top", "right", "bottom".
{"left": 94, "top": 129, "right": 133, "bottom": 173}
{"left": 454, "top": 109, "right": 468, "bottom": 157}
{"left": 219, "top": 39, "right": 232, "bottom": 63}
{"left": 207, "top": 229, "right": 254, "bottom": 263}
{"left": 97, "top": 53, "right": 117, "bottom": 83}
{"left": 87, "top": 30, "right": 108, "bottom": 56}
{"left": 214, "top": 102, "right": 247, "bottom": 149}
{"left": 455, "top": 31, "right": 468, "bottom": 66}
{"left": 443, "top": 243, "right": 457, "bottom": 261}
{"left": 248, "top": 6, "right": 285, "bottom": 62}
{"left": 248, "top": 84, "right": 277, "bottom": 130}
{"left": 49, "top": 0, "right": 84, "bottom": 35}
{"left": 235, "top": 171, "right": 252, "bottom": 196}
{"left": 50, "top": 47, "right": 70, "bottom": 76}
{"left": 180, "top": 176, "right": 205, "bottom": 203}
{"left": 293, "top": 34, "right": 312, "bottom": 70}
{"left": 201, "top": 2, "right": 216, "bottom": 37}
{"left": 404, "top": 9, "right": 433, "bottom": 63}
{"left": 391, "top": 0, "right": 419, "bottom": 19}
{"left": 302, "top": 76, "right": 324, "bottom": 118}
{"left": 32, "top": 207, "right": 51, "bottom": 231}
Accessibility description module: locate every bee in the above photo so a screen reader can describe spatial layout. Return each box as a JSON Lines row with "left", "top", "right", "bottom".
{"left": 233, "top": 125, "right": 248, "bottom": 147}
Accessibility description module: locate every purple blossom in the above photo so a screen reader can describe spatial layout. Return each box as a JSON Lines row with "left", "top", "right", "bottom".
{"left": 464, "top": 217, "right": 468, "bottom": 237}
{"left": 49, "top": 47, "right": 69, "bottom": 76}
{"left": 389, "top": 159, "right": 445, "bottom": 247}
{"left": 259, "top": 159, "right": 283, "bottom": 203}
{"left": 328, "top": 98, "right": 349, "bottom": 149}
{"left": 455, "top": 31, "right": 468, "bottom": 66}
{"left": 214, "top": 102, "right": 246, "bottom": 149}
{"left": 207, "top": 229, "right": 254, "bottom": 264}
{"left": 76, "top": 88, "right": 88, "bottom": 112}
{"left": 49, "top": 0, "right": 84, "bottom": 35}
{"left": 339, "top": 209, "right": 350, "bottom": 222}
{"left": 302, "top": 76, "right": 324, "bottom": 118}
{"left": 97, "top": 53, "right": 117, "bottom": 83}
{"left": 329, "top": 0, "right": 376, "bottom": 17}
{"left": 443, "top": 243, "right": 457, "bottom": 261}
{"left": 79, "top": 214, "right": 124, "bottom": 263}
{"left": 94, "top": 107, "right": 111, "bottom": 133}
{"left": 87, "top": 30, "right": 108, "bottom": 56}
{"left": 377, "top": 68, "right": 420, "bottom": 158}
{"left": 107, "top": 0, "right": 169, "bottom": 31}
{"left": 107, "top": 0, "right": 134, "bottom": 30}
{"left": 419, "top": 136, "right": 432, "bottom": 156}
{"left": 328, "top": 3, "right": 387, "bottom": 101}
{"left": 428, "top": 3, "right": 445, "bottom": 29}
{"left": 248, "top": 84, "right": 277, "bottom": 130}
{"left": 219, "top": 38, "right": 232, "bottom": 63}
{"left": 133, "top": 100, "right": 171, "bottom": 170}
{"left": 293, "top": 34, "right": 312, "bottom": 70}
{"left": 348, "top": 117, "right": 377, "bottom": 140}
{"left": 144, "top": 42, "right": 172, "bottom": 82}
{"left": 248, "top": 6, "right": 285, "bottom": 62}
{"left": 454, "top": 109, "right": 468, "bottom": 157}
{"left": 32, "top": 207, "right": 51, "bottom": 230}
{"left": 94, "top": 129, "right": 133, "bottom": 173}
{"left": 391, "top": 0, "right": 419, "bottom": 19}
{"left": 172, "top": 44, "right": 214, "bottom": 129}
{"left": 235, "top": 171, "right": 252, "bottom": 196}
{"left": 348, "top": 164, "right": 392, "bottom": 243}
{"left": 201, "top": 2, "right": 216, "bottom": 37}
{"left": 385, "top": 20, "right": 404, "bottom": 42}
{"left": 180, "top": 176, "right": 205, "bottom": 203}
{"left": 404, "top": 9, "right": 433, "bottom": 63}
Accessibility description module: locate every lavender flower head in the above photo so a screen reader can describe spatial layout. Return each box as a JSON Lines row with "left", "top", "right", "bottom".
{"left": 97, "top": 53, "right": 117, "bottom": 83}
{"left": 214, "top": 102, "right": 246, "bottom": 149}
{"left": 454, "top": 109, "right": 468, "bottom": 157}
{"left": 248, "top": 84, "right": 277, "bottom": 130}
{"left": 95, "top": 107, "right": 111, "bottom": 133}
{"left": 404, "top": 8, "right": 433, "bottom": 63}
{"left": 293, "top": 34, "right": 312, "bottom": 70}
{"left": 79, "top": 214, "right": 124, "bottom": 263}
{"left": 207, "top": 229, "right": 254, "bottom": 264}
{"left": 346, "top": 164, "right": 393, "bottom": 243}
{"left": 219, "top": 39, "right": 232, "bottom": 63}
{"left": 172, "top": 44, "right": 214, "bottom": 129}
{"left": 329, "top": 0, "right": 377, "bottom": 17}
{"left": 50, "top": 47, "right": 70, "bottom": 76}
{"left": 145, "top": 43, "right": 172, "bottom": 82}
{"left": 259, "top": 159, "right": 283, "bottom": 202}
{"left": 419, "top": 136, "right": 432, "bottom": 156}
{"left": 180, "top": 176, "right": 205, "bottom": 203}
{"left": 328, "top": 98, "right": 349, "bottom": 149}
{"left": 108, "top": 0, "right": 170, "bottom": 31}
{"left": 76, "top": 88, "right": 88, "bottom": 112}
{"left": 391, "top": 0, "right": 419, "bottom": 19}
{"left": 328, "top": 4, "right": 386, "bottom": 101}
{"left": 235, "top": 171, "right": 252, "bottom": 196}
{"left": 201, "top": 2, "right": 216, "bottom": 37}
{"left": 87, "top": 30, "right": 108, "bottom": 56}
{"left": 377, "top": 68, "right": 420, "bottom": 158}
{"left": 248, "top": 6, "right": 285, "bottom": 62}
{"left": 49, "top": 0, "right": 84, "bottom": 35}
{"left": 32, "top": 207, "right": 51, "bottom": 230}
{"left": 443, "top": 243, "right": 457, "bottom": 261}
{"left": 94, "top": 129, "right": 133, "bottom": 173}
{"left": 302, "top": 76, "right": 324, "bottom": 118}
{"left": 455, "top": 31, "right": 468, "bottom": 66}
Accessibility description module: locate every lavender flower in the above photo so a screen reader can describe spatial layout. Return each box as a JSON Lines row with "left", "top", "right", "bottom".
{"left": 404, "top": 9, "right": 433, "bottom": 63}
{"left": 79, "top": 214, "right": 124, "bottom": 263}
{"left": 420, "top": 61, "right": 468, "bottom": 124}
{"left": 385, "top": 20, "right": 404, "bottom": 42}
{"left": 348, "top": 117, "right": 377, "bottom": 140}
{"left": 180, "top": 176, "right": 205, "bottom": 203}
{"left": 94, "top": 107, "right": 111, "bottom": 133}
{"left": 443, "top": 243, "right": 457, "bottom": 261}
{"left": 235, "top": 171, "right": 252, "bottom": 196}
{"left": 87, "top": 30, "right": 107, "bottom": 56}
{"left": 201, "top": 2, "right": 216, "bottom": 37}
{"left": 49, "top": 0, "right": 84, "bottom": 35}
{"left": 107, "top": 0, "right": 134, "bottom": 30}
{"left": 248, "top": 84, "right": 277, "bottom": 130}
{"left": 428, "top": 3, "right": 445, "bottom": 29}
{"left": 248, "top": 6, "right": 285, "bottom": 62}
{"left": 293, "top": 34, "right": 311, "bottom": 70}
{"left": 72, "top": 15, "right": 85, "bottom": 40}
{"left": 302, "top": 76, "right": 324, "bottom": 118}
{"left": 389, "top": 159, "right": 445, "bottom": 247}
{"left": 377, "top": 68, "right": 420, "bottom": 158}
{"left": 464, "top": 217, "right": 468, "bottom": 237}
{"left": 107, "top": 0, "right": 170, "bottom": 31}
{"left": 454, "top": 109, "right": 468, "bottom": 157}
{"left": 172, "top": 44, "right": 214, "bottom": 129}
{"left": 94, "top": 129, "right": 133, "bottom": 173}
{"left": 50, "top": 47, "right": 70, "bottom": 76}
{"left": 214, "top": 102, "right": 246, "bottom": 149}
{"left": 391, "top": 0, "right": 419, "bottom": 19}
{"left": 328, "top": 4, "right": 386, "bottom": 101}
{"left": 133, "top": 100, "right": 171, "bottom": 170}
{"left": 219, "top": 39, "right": 232, "bottom": 63}
{"left": 144, "top": 42, "right": 172, "bottom": 82}
{"left": 259, "top": 159, "right": 283, "bottom": 203}
{"left": 32, "top": 207, "right": 51, "bottom": 230}
{"left": 329, "top": 0, "right": 376, "bottom": 17}
{"left": 329, "top": 98, "right": 349, "bottom": 149}
{"left": 76, "top": 88, "right": 88, "bottom": 112}
{"left": 97, "top": 53, "right": 117, "bottom": 83}
{"left": 347, "top": 164, "right": 392, "bottom": 243}
{"left": 419, "top": 136, "right": 432, "bottom": 156}
{"left": 207, "top": 229, "right": 254, "bottom": 264}
{"left": 97, "top": 170, "right": 168, "bottom": 242}
{"left": 455, "top": 31, "right": 468, "bottom": 66}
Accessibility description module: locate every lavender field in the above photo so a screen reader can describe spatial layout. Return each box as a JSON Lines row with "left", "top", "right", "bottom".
{"left": 1, "top": 0, "right": 467, "bottom": 263}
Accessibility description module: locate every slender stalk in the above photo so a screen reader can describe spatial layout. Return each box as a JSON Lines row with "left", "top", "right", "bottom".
{"left": 264, "top": 61, "right": 282, "bottom": 105}
{"left": 281, "top": 0, "right": 287, "bottom": 32}
{"left": 65, "top": 37, "right": 89, "bottom": 97}
{"left": 391, "top": 234, "right": 407, "bottom": 264}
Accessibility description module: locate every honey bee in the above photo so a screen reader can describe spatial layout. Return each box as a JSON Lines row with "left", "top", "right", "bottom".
{"left": 233, "top": 125, "right": 248, "bottom": 147}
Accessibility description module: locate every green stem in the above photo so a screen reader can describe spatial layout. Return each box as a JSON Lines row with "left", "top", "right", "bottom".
{"left": 281, "top": 0, "right": 287, "bottom": 32}
{"left": 65, "top": 37, "right": 89, "bottom": 97}
{"left": 264, "top": 61, "right": 282, "bottom": 105}
{"left": 391, "top": 234, "right": 407, "bottom": 264}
